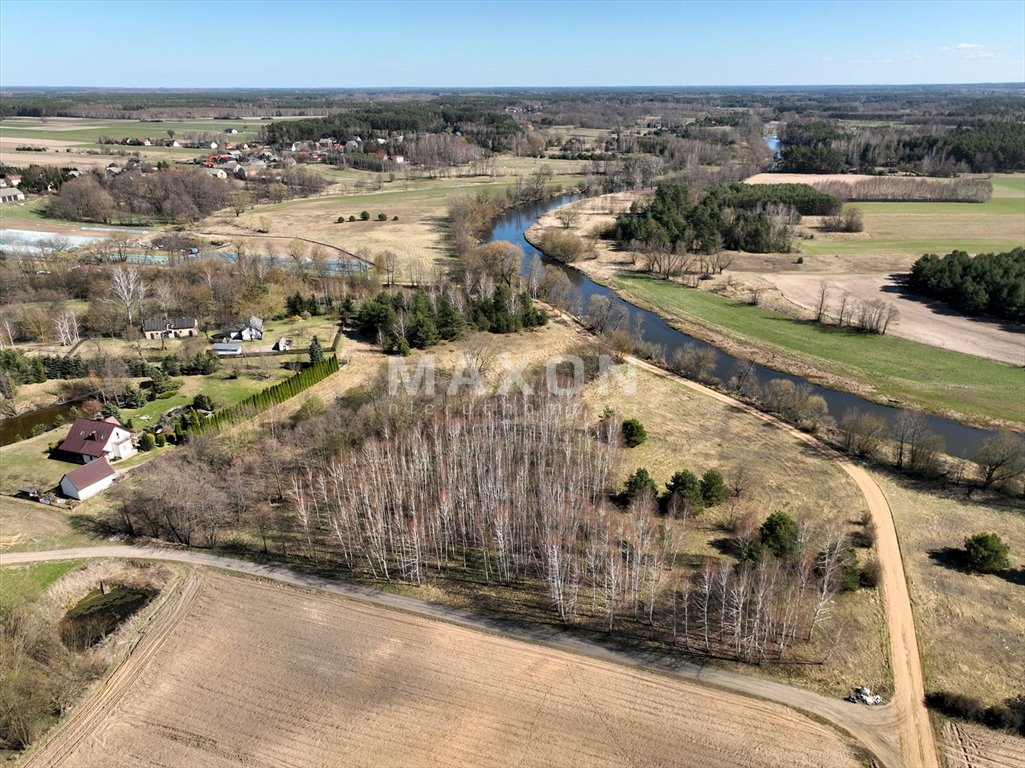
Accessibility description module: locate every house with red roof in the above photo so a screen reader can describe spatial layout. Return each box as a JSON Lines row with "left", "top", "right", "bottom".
{"left": 57, "top": 417, "right": 135, "bottom": 464}
{"left": 60, "top": 459, "right": 116, "bottom": 500}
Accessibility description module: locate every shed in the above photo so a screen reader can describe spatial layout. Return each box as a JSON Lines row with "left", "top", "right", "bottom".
{"left": 60, "top": 458, "right": 115, "bottom": 500}
{"left": 211, "top": 342, "right": 243, "bottom": 356}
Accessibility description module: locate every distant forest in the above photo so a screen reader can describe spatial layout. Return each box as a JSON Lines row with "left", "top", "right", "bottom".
{"left": 778, "top": 119, "right": 1025, "bottom": 175}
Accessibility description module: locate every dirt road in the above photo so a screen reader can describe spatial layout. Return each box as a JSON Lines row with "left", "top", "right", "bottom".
{"left": 629, "top": 357, "right": 939, "bottom": 768}
{"left": 4, "top": 543, "right": 900, "bottom": 767}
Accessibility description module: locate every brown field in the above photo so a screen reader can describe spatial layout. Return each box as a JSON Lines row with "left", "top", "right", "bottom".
{"left": 941, "top": 721, "right": 1025, "bottom": 768}
{"left": 872, "top": 472, "right": 1025, "bottom": 710}
{"left": 763, "top": 273, "right": 1025, "bottom": 366}
{"left": 32, "top": 570, "right": 864, "bottom": 768}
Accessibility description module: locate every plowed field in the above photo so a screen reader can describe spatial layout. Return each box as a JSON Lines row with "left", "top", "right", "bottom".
{"left": 32, "top": 571, "right": 863, "bottom": 768}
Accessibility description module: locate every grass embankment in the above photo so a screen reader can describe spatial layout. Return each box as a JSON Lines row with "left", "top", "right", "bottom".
{"left": 614, "top": 273, "right": 1025, "bottom": 427}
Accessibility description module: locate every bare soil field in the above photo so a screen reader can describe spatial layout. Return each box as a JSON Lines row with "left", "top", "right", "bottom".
{"left": 765, "top": 273, "right": 1025, "bottom": 366}
{"left": 872, "top": 473, "right": 1025, "bottom": 710}
{"left": 941, "top": 721, "right": 1025, "bottom": 768}
{"left": 30, "top": 570, "right": 865, "bottom": 768}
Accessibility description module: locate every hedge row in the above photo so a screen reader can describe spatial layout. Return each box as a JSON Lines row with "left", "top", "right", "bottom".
{"left": 193, "top": 356, "right": 340, "bottom": 435}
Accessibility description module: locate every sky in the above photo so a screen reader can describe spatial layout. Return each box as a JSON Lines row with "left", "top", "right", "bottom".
{"left": 0, "top": 0, "right": 1022, "bottom": 88}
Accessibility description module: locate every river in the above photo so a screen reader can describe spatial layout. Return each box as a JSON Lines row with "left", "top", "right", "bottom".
{"left": 491, "top": 196, "right": 998, "bottom": 457}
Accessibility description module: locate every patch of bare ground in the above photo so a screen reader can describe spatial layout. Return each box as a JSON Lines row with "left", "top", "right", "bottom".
{"left": 35, "top": 570, "right": 865, "bottom": 768}
{"left": 872, "top": 473, "right": 1025, "bottom": 711}
{"left": 941, "top": 721, "right": 1025, "bottom": 768}
{"left": 764, "top": 273, "right": 1025, "bottom": 366}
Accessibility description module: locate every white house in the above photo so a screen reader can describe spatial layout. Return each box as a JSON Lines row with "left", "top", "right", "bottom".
{"left": 223, "top": 315, "right": 263, "bottom": 341}
{"left": 60, "top": 458, "right": 116, "bottom": 501}
{"left": 142, "top": 317, "right": 199, "bottom": 340}
{"left": 0, "top": 188, "right": 26, "bottom": 203}
{"left": 57, "top": 417, "right": 135, "bottom": 464}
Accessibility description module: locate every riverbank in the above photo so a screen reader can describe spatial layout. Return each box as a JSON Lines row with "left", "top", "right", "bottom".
{"left": 524, "top": 205, "right": 1024, "bottom": 432}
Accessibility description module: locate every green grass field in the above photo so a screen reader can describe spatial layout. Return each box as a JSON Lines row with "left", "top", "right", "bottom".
{"left": 800, "top": 174, "right": 1025, "bottom": 257}
{"left": 0, "top": 117, "right": 264, "bottom": 144}
{"left": 616, "top": 273, "right": 1025, "bottom": 426}
{"left": 0, "top": 560, "right": 82, "bottom": 613}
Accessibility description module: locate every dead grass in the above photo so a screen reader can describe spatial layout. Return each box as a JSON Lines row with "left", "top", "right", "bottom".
{"left": 872, "top": 472, "right": 1025, "bottom": 709}
{"left": 44, "top": 570, "right": 863, "bottom": 768}
{"left": 583, "top": 365, "right": 889, "bottom": 697}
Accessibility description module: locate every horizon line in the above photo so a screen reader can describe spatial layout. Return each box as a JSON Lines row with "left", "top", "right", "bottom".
{"left": 3, "top": 82, "right": 1025, "bottom": 92}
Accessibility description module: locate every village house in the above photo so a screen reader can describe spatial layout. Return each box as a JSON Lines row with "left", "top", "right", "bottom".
{"left": 0, "top": 188, "right": 26, "bottom": 203}
{"left": 60, "top": 458, "right": 116, "bottom": 501}
{"left": 57, "top": 417, "right": 135, "bottom": 464}
{"left": 223, "top": 315, "right": 263, "bottom": 341}
{"left": 142, "top": 317, "right": 199, "bottom": 340}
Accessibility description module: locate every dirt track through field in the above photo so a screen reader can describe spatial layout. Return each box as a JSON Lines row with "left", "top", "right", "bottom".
{"left": 13, "top": 569, "right": 864, "bottom": 768}
{"left": 1, "top": 365, "right": 939, "bottom": 768}
{"left": 628, "top": 357, "right": 939, "bottom": 768}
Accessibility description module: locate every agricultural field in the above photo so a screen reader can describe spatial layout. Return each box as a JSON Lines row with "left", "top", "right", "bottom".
{"left": 529, "top": 197, "right": 1024, "bottom": 427}
{"left": 30, "top": 570, "right": 865, "bottom": 768}
{"left": 743, "top": 173, "right": 1025, "bottom": 271}
{"left": 764, "top": 272, "right": 1024, "bottom": 366}
{"left": 873, "top": 472, "right": 1025, "bottom": 710}
{"left": 613, "top": 273, "right": 1025, "bottom": 427}
{"left": 940, "top": 721, "right": 1025, "bottom": 768}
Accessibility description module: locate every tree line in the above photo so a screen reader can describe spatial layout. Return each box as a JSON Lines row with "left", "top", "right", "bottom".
{"left": 111, "top": 388, "right": 855, "bottom": 664}
{"left": 907, "top": 248, "right": 1025, "bottom": 322}
{"left": 779, "top": 119, "right": 1025, "bottom": 175}
{"left": 612, "top": 182, "right": 838, "bottom": 255}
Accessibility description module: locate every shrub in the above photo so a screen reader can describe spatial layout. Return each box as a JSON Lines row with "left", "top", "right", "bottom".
{"left": 795, "top": 256, "right": 804, "bottom": 264}
{"left": 840, "top": 548, "right": 861, "bottom": 592}
{"left": 392, "top": 215, "right": 399, "bottom": 221}
{"left": 621, "top": 418, "right": 647, "bottom": 448}
{"left": 860, "top": 556, "right": 882, "bottom": 587}
{"left": 348, "top": 215, "right": 356, "bottom": 222}
{"left": 964, "top": 532, "right": 1010, "bottom": 574}
{"left": 377, "top": 212, "right": 387, "bottom": 221}
{"left": 192, "top": 394, "right": 215, "bottom": 412}
{"left": 760, "top": 511, "right": 799, "bottom": 560}
{"left": 622, "top": 467, "right": 657, "bottom": 502}
{"left": 700, "top": 469, "right": 728, "bottom": 507}
{"left": 30, "top": 423, "right": 47, "bottom": 437}
{"left": 337, "top": 216, "right": 345, "bottom": 223}
{"left": 138, "top": 432, "right": 155, "bottom": 452}
{"left": 359, "top": 210, "right": 370, "bottom": 221}
{"left": 155, "top": 433, "right": 167, "bottom": 447}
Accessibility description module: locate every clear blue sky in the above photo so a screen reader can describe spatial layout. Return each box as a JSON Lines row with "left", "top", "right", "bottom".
{"left": 1, "top": 0, "right": 1022, "bottom": 88}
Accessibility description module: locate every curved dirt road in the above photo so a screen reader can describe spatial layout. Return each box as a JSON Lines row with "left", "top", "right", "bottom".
{"left": 5, "top": 544, "right": 899, "bottom": 767}
{"left": 630, "top": 356, "right": 938, "bottom": 768}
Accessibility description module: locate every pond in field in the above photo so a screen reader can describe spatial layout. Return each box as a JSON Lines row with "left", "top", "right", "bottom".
{"left": 59, "top": 585, "right": 155, "bottom": 651}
